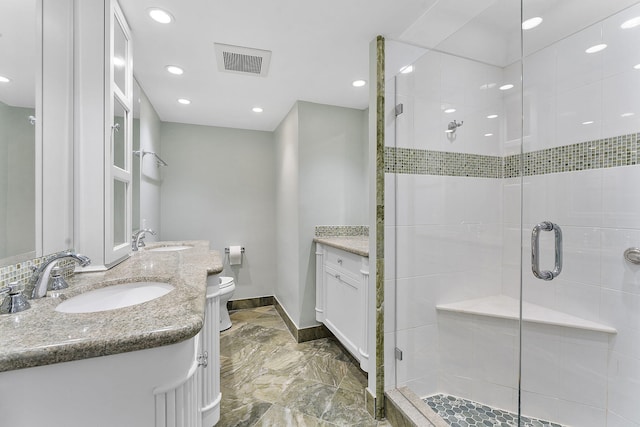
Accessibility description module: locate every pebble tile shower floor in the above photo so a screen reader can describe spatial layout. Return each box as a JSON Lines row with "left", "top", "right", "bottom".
{"left": 219, "top": 306, "right": 389, "bottom": 426}
{"left": 424, "top": 394, "right": 564, "bottom": 427}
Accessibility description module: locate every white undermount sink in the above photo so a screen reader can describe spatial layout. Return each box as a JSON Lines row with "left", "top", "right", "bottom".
{"left": 55, "top": 281, "right": 175, "bottom": 313}
{"left": 146, "top": 245, "right": 193, "bottom": 252}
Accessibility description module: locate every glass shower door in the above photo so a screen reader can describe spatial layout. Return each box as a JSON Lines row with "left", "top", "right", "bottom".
{"left": 390, "top": 0, "right": 640, "bottom": 425}
{"left": 389, "top": 0, "right": 524, "bottom": 420}
{"left": 519, "top": 1, "right": 640, "bottom": 425}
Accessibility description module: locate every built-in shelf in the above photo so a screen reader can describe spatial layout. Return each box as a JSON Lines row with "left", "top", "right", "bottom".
{"left": 436, "top": 295, "right": 617, "bottom": 334}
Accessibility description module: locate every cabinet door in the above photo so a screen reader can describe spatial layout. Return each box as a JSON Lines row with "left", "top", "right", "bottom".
{"left": 324, "top": 265, "right": 361, "bottom": 359}
{"left": 104, "top": 0, "right": 132, "bottom": 264}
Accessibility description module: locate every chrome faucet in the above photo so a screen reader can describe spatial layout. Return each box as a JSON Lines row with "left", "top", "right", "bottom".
{"left": 29, "top": 251, "right": 91, "bottom": 299}
{"left": 132, "top": 229, "right": 156, "bottom": 251}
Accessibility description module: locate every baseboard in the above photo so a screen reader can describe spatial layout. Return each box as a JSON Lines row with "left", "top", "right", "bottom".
{"left": 273, "top": 297, "right": 332, "bottom": 343}
{"left": 227, "top": 296, "right": 274, "bottom": 310}
{"left": 365, "top": 388, "right": 376, "bottom": 418}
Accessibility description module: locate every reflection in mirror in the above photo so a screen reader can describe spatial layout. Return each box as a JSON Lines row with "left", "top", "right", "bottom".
{"left": 0, "top": 0, "right": 36, "bottom": 265}
{"left": 113, "top": 97, "right": 127, "bottom": 169}
{"left": 132, "top": 81, "right": 141, "bottom": 231}
{"left": 113, "top": 179, "right": 127, "bottom": 246}
{"left": 114, "top": 17, "right": 127, "bottom": 94}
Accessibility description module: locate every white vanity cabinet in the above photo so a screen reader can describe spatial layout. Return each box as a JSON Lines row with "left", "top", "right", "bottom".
{"left": 1, "top": 283, "right": 221, "bottom": 427}
{"left": 154, "top": 279, "right": 221, "bottom": 427}
{"left": 315, "top": 243, "right": 369, "bottom": 372}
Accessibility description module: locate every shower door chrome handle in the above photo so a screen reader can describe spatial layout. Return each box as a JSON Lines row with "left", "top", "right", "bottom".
{"left": 531, "top": 221, "right": 563, "bottom": 281}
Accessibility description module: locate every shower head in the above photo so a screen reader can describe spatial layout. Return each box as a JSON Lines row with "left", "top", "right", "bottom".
{"left": 446, "top": 119, "right": 463, "bottom": 134}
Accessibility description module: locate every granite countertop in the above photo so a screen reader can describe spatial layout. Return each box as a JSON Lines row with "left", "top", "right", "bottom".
{"left": 313, "top": 235, "right": 369, "bottom": 257}
{"left": 0, "top": 241, "right": 223, "bottom": 373}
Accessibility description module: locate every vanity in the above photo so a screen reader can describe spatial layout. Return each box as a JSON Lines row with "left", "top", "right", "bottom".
{"left": 0, "top": 241, "right": 223, "bottom": 427}
{"left": 314, "top": 235, "right": 370, "bottom": 372}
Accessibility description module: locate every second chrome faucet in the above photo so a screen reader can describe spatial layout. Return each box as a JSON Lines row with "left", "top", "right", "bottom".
{"left": 132, "top": 229, "right": 156, "bottom": 251}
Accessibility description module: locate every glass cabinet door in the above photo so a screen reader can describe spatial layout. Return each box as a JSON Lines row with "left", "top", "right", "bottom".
{"left": 105, "top": 0, "right": 132, "bottom": 264}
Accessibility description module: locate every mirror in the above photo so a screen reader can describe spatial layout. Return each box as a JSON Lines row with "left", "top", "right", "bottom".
{"left": 132, "top": 81, "right": 141, "bottom": 232}
{"left": 0, "top": 0, "right": 37, "bottom": 265}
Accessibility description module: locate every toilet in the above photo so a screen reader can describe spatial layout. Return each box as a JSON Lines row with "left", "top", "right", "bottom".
{"left": 218, "top": 276, "right": 235, "bottom": 331}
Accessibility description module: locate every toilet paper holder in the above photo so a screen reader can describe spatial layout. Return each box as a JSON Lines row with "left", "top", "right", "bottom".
{"left": 225, "top": 247, "right": 245, "bottom": 254}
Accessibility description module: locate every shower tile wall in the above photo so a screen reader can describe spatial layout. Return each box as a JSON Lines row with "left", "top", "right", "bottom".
{"left": 388, "top": 48, "right": 508, "bottom": 404}
{"left": 388, "top": 3, "right": 640, "bottom": 426}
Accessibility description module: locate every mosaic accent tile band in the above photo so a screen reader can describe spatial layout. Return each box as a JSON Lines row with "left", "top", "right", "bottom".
{"left": 315, "top": 225, "right": 369, "bottom": 237}
{"left": 0, "top": 250, "right": 76, "bottom": 288}
{"left": 424, "top": 394, "right": 564, "bottom": 427}
{"left": 385, "top": 147, "right": 502, "bottom": 178}
{"left": 385, "top": 133, "right": 640, "bottom": 178}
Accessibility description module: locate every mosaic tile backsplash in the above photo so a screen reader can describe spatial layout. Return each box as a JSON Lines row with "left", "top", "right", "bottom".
{"left": 315, "top": 225, "right": 369, "bottom": 237}
{"left": 0, "top": 250, "right": 76, "bottom": 288}
{"left": 385, "top": 133, "right": 639, "bottom": 178}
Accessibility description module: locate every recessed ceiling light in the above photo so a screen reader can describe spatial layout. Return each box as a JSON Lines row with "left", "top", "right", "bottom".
{"left": 252, "top": 107, "right": 263, "bottom": 113}
{"left": 400, "top": 65, "right": 414, "bottom": 74}
{"left": 148, "top": 8, "right": 173, "bottom": 24}
{"left": 585, "top": 44, "right": 607, "bottom": 54}
{"left": 634, "top": 64, "right": 640, "bottom": 70}
{"left": 582, "top": 120, "right": 594, "bottom": 125}
{"left": 352, "top": 80, "right": 366, "bottom": 87}
{"left": 522, "top": 17, "right": 543, "bottom": 30}
{"left": 487, "top": 114, "right": 498, "bottom": 119}
{"left": 499, "top": 84, "right": 514, "bottom": 91}
{"left": 177, "top": 98, "right": 190, "bottom": 105}
{"left": 0, "top": 75, "right": 10, "bottom": 83}
{"left": 621, "top": 112, "right": 635, "bottom": 117}
{"left": 166, "top": 65, "right": 184, "bottom": 75}
{"left": 484, "top": 133, "right": 493, "bottom": 137}
{"left": 444, "top": 108, "right": 456, "bottom": 113}
{"left": 621, "top": 16, "right": 640, "bottom": 29}
{"left": 113, "top": 56, "right": 125, "bottom": 68}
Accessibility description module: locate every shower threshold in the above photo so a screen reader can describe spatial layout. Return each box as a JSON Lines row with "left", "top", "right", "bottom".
{"left": 424, "top": 394, "right": 563, "bottom": 427}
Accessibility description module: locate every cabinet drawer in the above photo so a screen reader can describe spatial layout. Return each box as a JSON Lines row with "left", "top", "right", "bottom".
{"left": 325, "top": 247, "right": 363, "bottom": 278}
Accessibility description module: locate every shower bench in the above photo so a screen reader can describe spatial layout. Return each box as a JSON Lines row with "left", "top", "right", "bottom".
{"left": 436, "top": 295, "right": 616, "bottom": 334}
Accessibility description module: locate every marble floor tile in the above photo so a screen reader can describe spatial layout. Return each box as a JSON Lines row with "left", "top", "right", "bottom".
{"left": 254, "top": 404, "right": 334, "bottom": 427}
{"left": 276, "top": 377, "right": 338, "bottom": 419}
{"left": 301, "top": 337, "right": 354, "bottom": 363}
{"left": 298, "top": 353, "right": 350, "bottom": 387}
{"left": 220, "top": 306, "right": 384, "bottom": 427}
{"left": 321, "top": 387, "right": 375, "bottom": 426}
{"left": 339, "top": 363, "right": 369, "bottom": 394}
{"left": 219, "top": 396, "right": 273, "bottom": 427}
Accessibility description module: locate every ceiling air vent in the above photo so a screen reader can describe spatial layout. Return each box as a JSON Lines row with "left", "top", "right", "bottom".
{"left": 214, "top": 43, "right": 272, "bottom": 77}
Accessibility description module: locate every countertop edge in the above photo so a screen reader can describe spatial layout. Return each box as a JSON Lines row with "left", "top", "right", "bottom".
{"left": 314, "top": 236, "right": 369, "bottom": 257}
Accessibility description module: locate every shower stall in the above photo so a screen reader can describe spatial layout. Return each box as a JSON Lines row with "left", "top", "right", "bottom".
{"left": 386, "top": 0, "right": 640, "bottom": 425}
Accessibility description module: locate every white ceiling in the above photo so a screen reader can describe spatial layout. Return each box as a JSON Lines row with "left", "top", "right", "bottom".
{"left": 119, "top": 0, "right": 435, "bottom": 132}
{"left": 3, "top": 0, "right": 639, "bottom": 130}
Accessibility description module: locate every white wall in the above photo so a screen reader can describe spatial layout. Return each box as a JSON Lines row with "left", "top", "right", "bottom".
{"left": 160, "top": 122, "right": 276, "bottom": 300}
{"left": 298, "top": 101, "right": 368, "bottom": 327}
{"left": 274, "top": 103, "right": 300, "bottom": 323}
{"left": 275, "top": 101, "right": 368, "bottom": 328}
